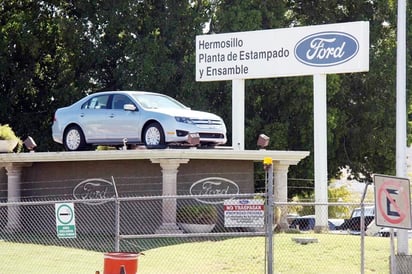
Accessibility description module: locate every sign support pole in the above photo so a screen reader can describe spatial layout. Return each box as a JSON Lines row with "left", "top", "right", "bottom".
{"left": 360, "top": 182, "right": 371, "bottom": 274}
{"left": 313, "top": 74, "right": 328, "bottom": 230}
{"left": 232, "top": 79, "right": 245, "bottom": 150}
{"left": 396, "top": 0, "right": 408, "bottom": 255}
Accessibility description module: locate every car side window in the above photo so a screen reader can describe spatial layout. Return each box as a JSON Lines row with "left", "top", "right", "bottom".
{"left": 112, "top": 94, "right": 134, "bottom": 110}
{"left": 82, "top": 95, "right": 110, "bottom": 109}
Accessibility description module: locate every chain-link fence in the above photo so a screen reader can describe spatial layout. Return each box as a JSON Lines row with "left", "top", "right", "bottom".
{"left": 1, "top": 170, "right": 412, "bottom": 274}
{"left": 2, "top": 193, "right": 410, "bottom": 273}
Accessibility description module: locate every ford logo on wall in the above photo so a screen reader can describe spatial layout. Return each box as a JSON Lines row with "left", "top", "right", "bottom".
{"left": 294, "top": 31, "right": 359, "bottom": 67}
{"left": 190, "top": 177, "right": 240, "bottom": 204}
{"left": 73, "top": 178, "right": 115, "bottom": 205}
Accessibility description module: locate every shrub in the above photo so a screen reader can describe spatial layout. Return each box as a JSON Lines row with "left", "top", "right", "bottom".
{"left": 0, "top": 124, "right": 23, "bottom": 152}
{"left": 177, "top": 204, "right": 218, "bottom": 224}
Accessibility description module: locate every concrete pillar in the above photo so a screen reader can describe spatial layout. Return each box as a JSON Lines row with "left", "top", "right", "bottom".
{"left": 4, "top": 163, "right": 30, "bottom": 231}
{"left": 273, "top": 163, "right": 290, "bottom": 230}
{"left": 151, "top": 159, "right": 189, "bottom": 234}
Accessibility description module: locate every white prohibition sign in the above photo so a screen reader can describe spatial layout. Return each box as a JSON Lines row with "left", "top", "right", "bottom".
{"left": 56, "top": 203, "right": 74, "bottom": 225}
{"left": 374, "top": 174, "right": 412, "bottom": 229}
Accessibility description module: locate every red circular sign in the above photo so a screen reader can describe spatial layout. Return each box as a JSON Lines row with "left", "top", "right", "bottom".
{"left": 377, "top": 180, "right": 408, "bottom": 224}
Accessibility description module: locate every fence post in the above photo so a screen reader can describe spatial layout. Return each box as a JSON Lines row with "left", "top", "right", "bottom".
{"left": 360, "top": 181, "right": 371, "bottom": 274}
{"left": 112, "top": 176, "right": 120, "bottom": 252}
{"left": 264, "top": 157, "right": 274, "bottom": 274}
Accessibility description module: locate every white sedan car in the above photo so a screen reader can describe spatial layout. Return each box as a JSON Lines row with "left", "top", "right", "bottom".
{"left": 52, "top": 91, "right": 227, "bottom": 151}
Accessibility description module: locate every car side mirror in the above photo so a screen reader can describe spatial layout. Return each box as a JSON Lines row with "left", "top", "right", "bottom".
{"left": 124, "top": 104, "right": 137, "bottom": 111}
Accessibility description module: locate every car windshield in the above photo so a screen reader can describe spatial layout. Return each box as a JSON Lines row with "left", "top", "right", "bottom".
{"left": 132, "top": 93, "right": 187, "bottom": 109}
{"left": 351, "top": 207, "right": 374, "bottom": 218}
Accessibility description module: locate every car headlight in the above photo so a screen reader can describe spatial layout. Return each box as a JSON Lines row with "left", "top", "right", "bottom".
{"left": 175, "top": 116, "right": 194, "bottom": 124}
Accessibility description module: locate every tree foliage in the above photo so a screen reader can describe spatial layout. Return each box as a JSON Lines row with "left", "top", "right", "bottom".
{"left": 290, "top": 185, "right": 352, "bottom": 218}
{"left": 0, "top": 0, "right": 409, "bottom": 198}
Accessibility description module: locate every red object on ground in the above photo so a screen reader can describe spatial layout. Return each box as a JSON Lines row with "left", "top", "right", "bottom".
{"left": 104, "top": 252, "right": 139, "bottom": 274}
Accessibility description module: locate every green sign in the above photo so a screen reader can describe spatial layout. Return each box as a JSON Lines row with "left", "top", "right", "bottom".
{"left": 55, "top": 203, "right": 76, "bottom": 238}
{"left": 57, "top": 225, "right": 76, "bottom": 238}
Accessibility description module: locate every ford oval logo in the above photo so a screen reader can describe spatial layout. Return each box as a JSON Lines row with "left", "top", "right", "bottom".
{"left": 73, "top": 178, "right": 115, "bottom": 205}
{"left": 294, "top": 31, "right": 359, "bottom": 67}
{"left": 190, "top": 177, "right": 240, "bottom": 204}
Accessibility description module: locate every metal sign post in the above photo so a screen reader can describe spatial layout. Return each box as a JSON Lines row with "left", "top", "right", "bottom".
{"left": 264, "top": 157, "right": 274, "bottom": 274}
{"left": 396, "top": 0, "right": 408, "bottom": 257}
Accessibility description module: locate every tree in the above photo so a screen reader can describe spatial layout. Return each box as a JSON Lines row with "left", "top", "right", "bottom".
{"left": 290, "top": 185, "right": 351, "bottom": 218}
{"left": 0, "top": 1, "right": 77, "bottom": 151}
{"left": 0, "top": 0, "right": 210, "bottom": 150}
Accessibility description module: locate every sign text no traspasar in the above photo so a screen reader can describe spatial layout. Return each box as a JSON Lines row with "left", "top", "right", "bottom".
{"left": 196, "top": 21, "right": 369, "bottom": 81}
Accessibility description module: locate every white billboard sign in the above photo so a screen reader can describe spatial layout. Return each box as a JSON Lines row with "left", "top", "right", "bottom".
{"left": 196, "top": 21, "right": 369, "bottom": 81}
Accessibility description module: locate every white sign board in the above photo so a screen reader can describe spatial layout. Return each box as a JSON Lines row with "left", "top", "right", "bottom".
{"left": 374, "top": 174, "right": 412, "bottom": 229}
{"left": 224, "top": 199, "right": 264, "bottom": 227}
{"left": 196, "top": 21, "right": 369, "bottom": 81}
{"left": 55, "top": 203, "right": 76, "bottom": 238}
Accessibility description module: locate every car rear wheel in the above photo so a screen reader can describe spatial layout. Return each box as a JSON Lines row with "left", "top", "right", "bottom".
{"left": 143, "top": 122, "right": 165, "bottom": 148}
{"left": 63, "top": 125, "right": 86, "bottom": 151}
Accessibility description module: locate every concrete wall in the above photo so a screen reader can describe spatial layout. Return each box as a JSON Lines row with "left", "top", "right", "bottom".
{"left": 0, "top": 159, "right": 254, "bottom": 234}
{"left": 0, "top": 159, "right": 253, "bottom": 199}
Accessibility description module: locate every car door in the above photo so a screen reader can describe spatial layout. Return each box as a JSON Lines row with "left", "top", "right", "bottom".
{"left": 105, "top": 94, "right": 142, "bottom": 143}
{"left": 80, "top": 94, "right": 112, "bottom": 141}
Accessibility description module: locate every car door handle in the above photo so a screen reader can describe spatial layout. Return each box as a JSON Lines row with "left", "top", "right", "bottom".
{"left": 109, "top": 114, "right": 115, "bottom": 118}
{"left": 80, "top": 113, "right": 85, "bottom": 117}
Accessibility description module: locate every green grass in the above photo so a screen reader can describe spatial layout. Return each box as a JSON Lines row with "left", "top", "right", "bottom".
{"left": 0, "top": 241, "right": 102, "bottom": 274}
{"left": 0, "top": 233, "right": 407, "bottom": 274}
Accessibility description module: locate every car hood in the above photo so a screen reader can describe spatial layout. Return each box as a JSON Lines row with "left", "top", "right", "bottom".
{"left": 147, "top": 108, "right": 223, "bottom": 120}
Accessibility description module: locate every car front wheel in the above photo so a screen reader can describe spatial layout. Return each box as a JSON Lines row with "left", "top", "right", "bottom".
{"left": 143, "top": 122, "right": 165, "bottom": 148}
{"left": 63, "top": 125, "right": 86, "bottom": 151}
